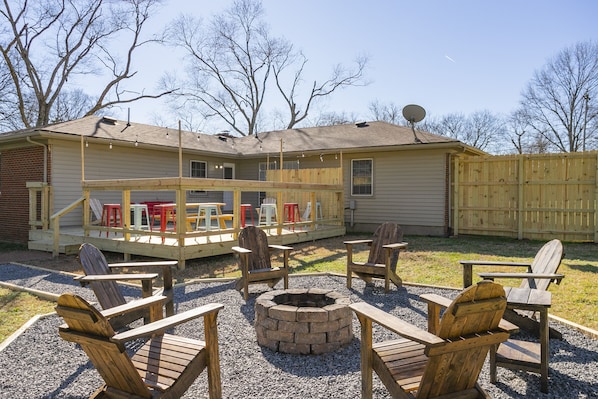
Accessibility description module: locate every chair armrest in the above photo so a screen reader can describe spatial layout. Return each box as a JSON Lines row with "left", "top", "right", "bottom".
{"left": 112, "top": 302, "right": 224, "bottom": 342}
{"left": 459, "top": 260, "right": 531, "bottom": 267}
{"left": 459, "top": 260, "right": 532, "bottom": 288}
{"left": 419, "top": 293, "right": 518, "bottom": 334}
{"left": 100, "top": 295, "right": 168, "bottom": 319}
{"left": 232, "top": 246, "right": 251, "bottom": 254}
{"left": 269, "top": 244, "right": 293, "bottom": 251}
{"left": 75, "top": 273, "right": 158, "bottom": 284}
{"left": 344, "top": 239, "right": 373, "bottom": 246}
{"left": 478, "top": 272, "right": 564, "bottom": 281}
{"left": 108, "top": 260, "right": 178, "bottom": 269}
{"left": 382, "top": 242, "right": 408, "bottom": 250}
{"left": 350, "top": 302, "right": 444, "bottom": 347}
{"left": 420, "top": 293, "right": 452, "bottom": 308}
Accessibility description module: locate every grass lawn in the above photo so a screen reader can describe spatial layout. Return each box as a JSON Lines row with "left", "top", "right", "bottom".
{"left": 183, "top": 234, "right": 597, "bottom": 331}
{"left": 0, "top": 288, "right": 56, "bottom": 343}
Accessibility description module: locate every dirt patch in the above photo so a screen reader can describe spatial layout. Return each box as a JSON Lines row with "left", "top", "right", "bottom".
{"left": 0, "top": 250, "right": 82, "bottom": 273}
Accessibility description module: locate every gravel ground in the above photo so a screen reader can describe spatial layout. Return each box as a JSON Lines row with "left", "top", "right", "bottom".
{"left": 0, "top": 263, "right": 596, "bottom": 399}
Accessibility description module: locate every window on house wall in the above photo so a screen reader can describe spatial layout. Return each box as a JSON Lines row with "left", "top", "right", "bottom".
{"left": 190, "top": 160, "right": 207, "bottom": 195}
{"left": 351, "top": 158, "right": 373, "bottom": 196}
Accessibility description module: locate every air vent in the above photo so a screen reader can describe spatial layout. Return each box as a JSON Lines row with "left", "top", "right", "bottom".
{"left": 101, "top": 116, "right": 118, "bottom": 125}
{"left": 355, "top": 121, "right": 368, "bottom": 128}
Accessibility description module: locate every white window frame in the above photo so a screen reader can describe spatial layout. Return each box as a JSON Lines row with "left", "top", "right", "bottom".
{"left": 351, "top": 158, "right": 373, "bottom": 196}
{"left": 189, "top": 160, "right": 207, "bottom": 195}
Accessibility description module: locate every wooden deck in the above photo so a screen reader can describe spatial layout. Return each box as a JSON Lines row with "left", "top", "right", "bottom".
{"left": 28, "top": 175, "right": 347, "bottom": 269}
{"left": 28, "top": 223, "right": 346, "bottom": 269}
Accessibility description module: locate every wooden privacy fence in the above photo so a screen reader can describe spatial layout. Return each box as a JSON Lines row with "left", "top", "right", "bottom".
{"left": 453, "top": 152, "right": 598, "bottom": 242}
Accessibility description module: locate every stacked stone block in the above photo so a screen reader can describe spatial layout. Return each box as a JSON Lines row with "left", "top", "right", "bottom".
{"left": 255, "top": 288, "right": 353, "bottom": 355}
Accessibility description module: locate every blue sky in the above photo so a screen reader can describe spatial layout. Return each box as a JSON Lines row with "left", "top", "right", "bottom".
{"left": 105, "top": 0, "right": 598, "bottom": 130}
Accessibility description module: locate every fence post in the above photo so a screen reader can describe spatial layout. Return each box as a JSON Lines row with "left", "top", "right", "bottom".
{"left": 518, "top": 155, "right": 524, "bottom": 240}
{"left": 452, "top": 156, "right": 459, "bottom": 236}
{"left": 595, "top": 153, "right": 598, "bottom": 243}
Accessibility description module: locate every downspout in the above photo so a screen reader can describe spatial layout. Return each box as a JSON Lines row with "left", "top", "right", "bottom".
{"left": 26, "top": 136, "right": 48, "bottom": 183}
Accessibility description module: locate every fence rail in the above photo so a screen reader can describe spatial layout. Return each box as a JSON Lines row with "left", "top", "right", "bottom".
{"left": 453, "top": 152, "right": 598, "bottom": 242}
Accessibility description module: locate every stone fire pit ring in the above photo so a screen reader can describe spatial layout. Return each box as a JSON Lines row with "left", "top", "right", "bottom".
{"left": 255, "top": 288, "right": 353, "bottom": 355}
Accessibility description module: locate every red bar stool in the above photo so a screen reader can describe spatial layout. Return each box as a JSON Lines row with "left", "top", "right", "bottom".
{"left": 240, "top": 204, "right": 255, "bottom": 227}
{"left": 101, "top": 203, "right": 122, "bottom": 236}
{"left": 283, "top": 202, "right": 301, "bottom": 230}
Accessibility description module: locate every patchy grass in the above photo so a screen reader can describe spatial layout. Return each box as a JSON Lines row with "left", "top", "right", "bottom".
{"left": 0, "top": 288, "right": 56, "bottom": 343}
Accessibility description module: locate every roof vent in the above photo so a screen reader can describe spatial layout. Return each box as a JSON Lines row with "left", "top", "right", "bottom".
{"left": 355, "top": 121, "right": 368, "bottom": 128}
{"left": 101, "top": 116, "right": 118, "bottom": 125}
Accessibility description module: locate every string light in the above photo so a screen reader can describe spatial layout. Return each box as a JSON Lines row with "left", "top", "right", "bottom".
{"left": 109, "top": 140, "right": 112, "bottom": 149}
{"left": 85, "top": 139, "right": 88, "bottom": 148}
{"left": 320, "top": 153, "right": 324, "bottom": 162}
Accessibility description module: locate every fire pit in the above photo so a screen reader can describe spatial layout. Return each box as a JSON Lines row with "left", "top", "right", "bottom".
{"left": 254, "top": 288, "right": 353, "bottom": 355}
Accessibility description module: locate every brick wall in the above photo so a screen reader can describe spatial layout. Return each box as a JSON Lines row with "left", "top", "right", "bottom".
{"left": 0, "top": 146, "right": 49, "bottom": 243}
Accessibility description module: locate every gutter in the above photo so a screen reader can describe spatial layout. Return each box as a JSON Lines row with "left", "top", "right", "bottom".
{"left": 26, "top": 136, "right": 48, "bottom": 183}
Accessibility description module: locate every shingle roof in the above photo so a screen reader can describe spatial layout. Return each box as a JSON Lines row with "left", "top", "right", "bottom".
{"left": 1, "top": 116, "right": 482, "bottom": 156}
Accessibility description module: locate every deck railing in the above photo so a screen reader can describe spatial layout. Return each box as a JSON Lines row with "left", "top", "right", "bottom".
{"left": 77, "top": 176, "right": 344, "bottom": 249}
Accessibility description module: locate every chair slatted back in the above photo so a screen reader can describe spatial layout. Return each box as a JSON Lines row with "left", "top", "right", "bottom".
{"left": 367, "top": 222, "right": 403, "bottom": 269}
{"left": 418, "top": 281, "right": 507, "bottom": 398}
{"left": 56, "top": 293, "right": 152, "bottom": 398}
{"left": 78, "top": 243, "right": 127, "bottom": 309}
{"left": 238, "top": 226, "right": 272, "bottom": 271}
{"left": 523, "top": 239, "right": 563, "bottom": 291}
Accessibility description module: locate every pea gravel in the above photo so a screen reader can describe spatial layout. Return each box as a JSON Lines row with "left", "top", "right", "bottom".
{"left": 0, "top": 263, "right": 596, "bottom": 399}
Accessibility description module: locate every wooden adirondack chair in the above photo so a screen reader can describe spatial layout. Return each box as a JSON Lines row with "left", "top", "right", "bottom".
{"left": 350, "top": 280, "right": 511, "bottom": 399}
{"left": 56, "top": 293, "right": 223, "bottom": 399}
{"left": 232, "top": 226, "right": 292, "bottom": 300}
{"left": 75, "top": 243, "right": 177, "bottom": 329}
{"left": 460, "top": 239, "right": 564, "bottom": 338}
{"left": 345, "top": 222, "right": 408, "bottom": 292}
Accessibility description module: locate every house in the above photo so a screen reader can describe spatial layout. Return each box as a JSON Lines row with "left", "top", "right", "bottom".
{"left": 0, "top": 116, "right": 484, "bottom": 245}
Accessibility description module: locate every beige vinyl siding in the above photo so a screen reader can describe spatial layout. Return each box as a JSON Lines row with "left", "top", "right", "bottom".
{"left": 50, "top": 140, "right": 238, "bottom": 226}
{"left": 344, "top": 149, "right": 447, "bottom": 231}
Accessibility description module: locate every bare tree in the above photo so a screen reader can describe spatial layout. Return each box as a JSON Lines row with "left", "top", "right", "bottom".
{"left": 368, "top": 100, "right": 403, "bottom": 124}
{"left": 0, "top": 0, "right": 173, "bottom": 130}
{"left": 423, "top": 110, "right": 505, "bottom": 153}
{"left": 166, "top": 0, "right": 368, "bottom": 136}
{"left": 273, "top": 50, "right": 368, "bottom": 129}
{"left": 311, "top": 111, "right": 360, "bottom": 127}
{"left": 519, "top": 40, "right": 598, "bottom": 152}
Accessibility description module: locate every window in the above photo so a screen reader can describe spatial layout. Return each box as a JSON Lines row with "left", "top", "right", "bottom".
{"left": 190, "top": 160, "right": 207, "bottom": 194}
{"left": 351, "top": 159, "right": 373, "bottom": 196}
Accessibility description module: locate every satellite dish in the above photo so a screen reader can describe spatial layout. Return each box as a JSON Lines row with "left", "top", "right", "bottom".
{"left": 402, "top": 104, "right": 426, "bottom": 143}
{"left": 402, "top": 104, "right": 426, "bottom": 124}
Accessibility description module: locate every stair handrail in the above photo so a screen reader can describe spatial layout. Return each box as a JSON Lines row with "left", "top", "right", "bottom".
{"left": 50, "top": 196, "right": 85, "bottom": 257}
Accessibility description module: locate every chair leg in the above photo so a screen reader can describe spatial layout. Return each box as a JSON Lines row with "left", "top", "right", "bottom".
{"left": 490, "top": 344, "right": 498, "bottom": 383}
